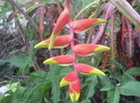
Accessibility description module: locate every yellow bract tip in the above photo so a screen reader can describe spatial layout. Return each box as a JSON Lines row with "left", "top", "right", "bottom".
{"left": 97, "top": 19, "right": 107, "bottom": 23}
{"left": 69, "top": 92, "right": 80, "bottom": 102}
{"left": 60, "top": 79, "right": 70, "bottom": 87}
{"left": 43, "top": 58, "right": 57, "bottom": 64}
{"left": 92, "top": 68, "right": 106, "bottom": 76}
{"left": 34, "top": 41, "right": 48, "bottom": 49}
{"left": 94, "top": 45, "right": 110, "bottom": 53}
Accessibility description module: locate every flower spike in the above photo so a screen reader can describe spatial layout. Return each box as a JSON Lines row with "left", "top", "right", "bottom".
{"left": 74, "top": 63, "right": 106, "bottom": 76}
{"left": 60, "top": 71, "right": 78, "bottom": 87}
{"left": 69, "top": 80, "right": 81, "bottom": 102}
{"left": 49, "top": 0, "right": 71, "bottom": 49}
{"left": 43, "top": 55, "right": 74, "bottom": 66}
{"left": 71, "top": 18, "right": 107, "bottom": 33}
{"left": 73, "top": 44, "right": 110, "bottom": 56}
{"left": 34, "top": 35, "right": 73, "bottom": 49}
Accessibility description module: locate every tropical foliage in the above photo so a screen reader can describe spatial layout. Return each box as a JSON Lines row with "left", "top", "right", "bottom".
{"left": 0, "top": 0, "right": 140, "bottom": 103}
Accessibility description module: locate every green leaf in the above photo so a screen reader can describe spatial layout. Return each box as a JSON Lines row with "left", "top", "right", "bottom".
{"left": 7, "top": 55, "right": 34, "bottom": 74}
{"left": 7, "top": 82, "right": 21, "bottom": 92}
{"left": 0, "top": 95, "right": 12, "bottom": 103}
{"left": 86, "top": 76, "right": 98, "bottom": 99}
{"left": 49, "top": 65, "right": 61, "bottom": 103}
{"left": 98, "top": 76, "right": 113, "bottom": 87}
{"left": 11, "top": 99, "right": 28, "bottom": 103}
{"left": 125, "top": 67, "right": 140, "bottom": 76}
{"left": 58, "top": 67, "right": 73, "bottom": 78}
{"left": 110, "top": 59, "right": 124, "bottom": 70}
{"left": 107, "top": 88, "right": 120, "bottom": 103}
{"left": 44, "top": 98, "right": 52, "bottom": 103}
{"left": 28, "top": 70, "right": 48, "bottom": 82}
{"left": 100, "top": 86, "right": 114, "bottom": 91}
{"left": 51, "top": 80, "right": 60, "bottom": 103}
{"left": 118, "top": 74, "right": 135, "bottom": 83}
{"left": 24, "top": 81, "right": 51, "bottom": 103}
{"left": 82, "top": 76, "right": 98, "bottom": 99}
{"left": 81, "top": 99, "right": 91, "bottom": 103}
{"left": 119, "top": 81, "right": 140, "bottom": 97}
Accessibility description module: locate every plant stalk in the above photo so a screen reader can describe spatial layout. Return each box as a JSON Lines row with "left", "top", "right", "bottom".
{"left": 110, "top": 0, "right": 140, "bottom": 28}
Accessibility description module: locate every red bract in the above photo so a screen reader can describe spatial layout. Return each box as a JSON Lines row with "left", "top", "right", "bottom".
{"left": 34, "top": 0, "right": 109, "bottom": 102}
{"left": 49, "top": 0, "right": 71, "bottom": 49}
{"left": 74, "top": 63, "right": 105, "bottom": 76}
{"left": 34, "top": 35, "right": 73, "bottom": 49}
{"left": 43, "top": 55, "right": 75, "bottom": 66}
{"left": 68, "top": 80, "right": 81, "bottom": 102}
{"left": 71, "top": 18, "right": 107, "bottom": 33}
{"left": 73, "top": 44, "right": 110, "bottom": 56}
{"left": 60, "top": 71, "right": 78, "bottom": 87}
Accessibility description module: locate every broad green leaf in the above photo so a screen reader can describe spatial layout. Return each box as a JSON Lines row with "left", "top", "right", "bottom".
{"left": 100, "top": 86, "right": 114, "bottom": 91}
{"left": 7, "top": 82, "right": 21, "bottom": 92}
{"left": 119, "top": 81, "right": 140, "bottom": 97}
{"left": 49, "top": 65, "right": 61, "bottom": 103}
{"left": 98, "top": 76, "right": 113, "bottom": 87}
{"left": 125, "top": 67, "right": 140, "bottom": 76}
{"left": 24, "top": 81, "right": 51, "bottom": 103}
{"left": 0, "top": 95, "right": 12, "bottom": 103}
{"left": 58, "top": 67, "right": 73, "bottom": 78}
{"left": 81, "top": 99, "right": 91, "bottom": 103}
{"left": 7, "top": 55, "right": 34, "bottom": 74}
{"left": 11, "top": 99, "right": 28, "bottom": 103}
{"left": 78, "top": 54, "right": 102, "bottom": 67}
{"left": 107, "top": 88, "right": 120, "bottom": 103}
{"left": 44, "top": 98, "right": 52, "bottom": 103}
{"left": 51, "top": 80, "right": 60, "bottom": 103}
{"left": 110, "top": 59, "right": 124, "bottom": 70}
{"left": 86, "top": 76, "right": 98, "bottom": 99}
{"left": 82, "top": 76, "right": 98, "bottom": 99}
{"left": 28, "top": 70, "right": 48, "bottom": 82}
{"left": 117, "top": 74, "right": 135, "bottom": 83}
{"left": 0, "top": 83, "right": 26, "bottom": 103}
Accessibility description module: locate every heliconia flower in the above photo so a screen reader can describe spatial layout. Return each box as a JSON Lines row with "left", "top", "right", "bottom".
{"left": 43, "top": 55, "right": 75, "bottom": 66}
{"left": 34, "top": 35, "right": 73, "bottom": 49}
{"left": 71, "top": 18, "right": 107, "bottom": 33}
{"left": 49, "top": 0, "right": 71, "bottom": 49}
{"left": 60, "top": 71, "right": 78, "bottom": 87}
{"left": 68, "top": 80, "right": 81, "bottom": 102}
{"left": 74, "top": 63, "right": 106, "bottom": 76}
{"left": 73, "top": 44, "right": 110, "bottom": 56}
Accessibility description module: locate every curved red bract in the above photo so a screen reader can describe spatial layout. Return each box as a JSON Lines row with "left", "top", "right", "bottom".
{"left": 74, "top": 63, "right": 93, "bottom": 73}
{"left": 73, "top": 44, "right": 98, "bottom": 56}
{"left": 45, "top": 35, "right": 73, "bottom": 47}
{"left": 63, "top": 71, "right": 78, "bottom": 82}
{"left": 68, "top": 80, "right": 81, "bottom": 102}
{"left": 53, "top": 55, "right": 75, "bottom": 64}
{"left": 52, "top": 8, "right": 71, "bottom": 34}
{"left": 69, "top": 80, "right": 81, "bottom": 93}
{"left": 71, "top": 19, "right": 98, "bottom": 32}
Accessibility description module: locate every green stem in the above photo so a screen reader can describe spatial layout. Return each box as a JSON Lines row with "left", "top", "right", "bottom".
{"left": 74, "top": 0, "right": 100, "bottom": 20}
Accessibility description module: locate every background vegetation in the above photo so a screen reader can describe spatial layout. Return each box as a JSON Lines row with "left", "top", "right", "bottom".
{"left": 0, "top": 0, "right": 140, "bottom": 103}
